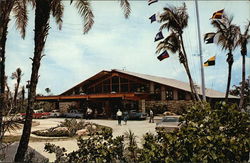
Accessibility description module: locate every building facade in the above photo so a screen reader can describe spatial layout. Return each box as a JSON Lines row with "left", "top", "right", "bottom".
{"left": 37, "top": 69, "right": 238, "bottom": 117}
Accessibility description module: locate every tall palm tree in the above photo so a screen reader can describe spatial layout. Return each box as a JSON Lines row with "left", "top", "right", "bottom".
{"left": 238, "top": 21, "right": 250, "bottom": 109}
{"left": 0, "top": 0, "right": 30, "bottom": 144}
{"left": 210, "top": 15, "right": 240, "bottom": 100}
{"left": 11, "top": 67, "right": 23, "bottom": 107}
{"left": 156, "top": 3, "right": 200, "bottom": 101}
{"left": 14, "top": 0, "right": 131, "bottom": 161}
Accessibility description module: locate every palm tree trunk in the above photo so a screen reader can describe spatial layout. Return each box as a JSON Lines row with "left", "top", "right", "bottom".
{"left": 13, "top": 78, "right": 21, "bottom": 107}
{"left": 0, "top": 0, "right": 14, "bottom": 140}
{"left": 239, "top": 44, "right": 246, "bottom": 109}
{"left": 225, "top": 52, "right": 234, "bottom": 100}
{"left": 179, "top": 34, "right": 200, "bottom": 101}
{"left": 14, "top": 0, "right": 51, "bottom": 161}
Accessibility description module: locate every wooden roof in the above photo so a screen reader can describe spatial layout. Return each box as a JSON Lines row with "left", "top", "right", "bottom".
{"left": 59, "top": 69, "right": 238, "bottom": 99}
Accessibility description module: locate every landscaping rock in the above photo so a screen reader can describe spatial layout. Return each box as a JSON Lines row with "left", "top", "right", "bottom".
{"left": 76, "top": 129, "right": 89, "bottom": 136}
{"left": 53, "top": 127, "right": 69, "bottom": 132}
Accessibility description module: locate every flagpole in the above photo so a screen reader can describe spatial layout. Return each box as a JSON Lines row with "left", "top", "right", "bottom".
{"left": 195, "top": 0, "right": 206, "bottom": 101}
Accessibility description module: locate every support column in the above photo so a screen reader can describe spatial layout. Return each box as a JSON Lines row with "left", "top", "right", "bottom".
{"left": 161, "top": 86, "right": 166, "bottom": 100}
{"left": 139, "top": 99, "right": 146, "bottom": 113}
{"left": 173, "top": 89, "right": 178, "bottom": 100}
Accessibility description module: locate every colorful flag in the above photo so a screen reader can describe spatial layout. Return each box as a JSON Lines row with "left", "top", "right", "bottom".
{"left": 157, "top": 50, "right": 169, "bottom": 61}
{"left": 149, "top": 14, "right": 156, "bottom": 23}
{"left": 211, "top": 9, "right": 224, "bottom": 19}
{"left": 154, "top": 31, "right": 164, "bottom": 42}
{"left": 148, "top": 0, "right": 158, "bottom": 5}
{"left": 204, "top": 56, "right": 216, "bottom": 66}
{"left": 204, "top": 32, "right": 216, "bottom": 44}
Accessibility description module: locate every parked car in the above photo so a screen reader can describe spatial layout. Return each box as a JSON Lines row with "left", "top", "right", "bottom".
{"left": 127, "top": 110, "right": 147, "bottom": 120}
{"left": 63, "top": 110, "right": 83, "bottom": 118}
{"left": 155, "top": 116, "right": 181, "bottom": 132}
{"left": 50, "top": 110, "right": 62, "bottom": 117}
{"left": 20, "top": 109, "right": 50, "bottom": 119}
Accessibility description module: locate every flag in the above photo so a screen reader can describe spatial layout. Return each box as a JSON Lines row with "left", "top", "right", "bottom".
{"left": 148, "top": 0, "right": 158, "bottom": 5}
{"left": 204, "top": 32, "right": 216, "bottom": 44}
{"left": 149, "top": 12, "right": 161, "bottom": 23}
{"left": 157, "top": 50, "right": 169, "bottom": 61}
{"left": 211, "top": 9, "right": 224, "bottom": 19}
{"left": 149, "top": 14, "right": 156, "bottom": 23}
{"left": 154, "top": 31, "right": 164, "bottom": 42}
{"left": 204, "top": 56, "right": 216, "bottom": 66}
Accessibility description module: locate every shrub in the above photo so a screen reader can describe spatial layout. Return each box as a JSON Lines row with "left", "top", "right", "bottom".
{"left": 140, "top": 102, "right": 250, "bottom": 162}
{"left": 44, "top": 128, "right": 126, "bottom": 162}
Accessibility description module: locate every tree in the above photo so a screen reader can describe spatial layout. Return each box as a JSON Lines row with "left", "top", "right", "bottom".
{"left": 0, "top": 0, "right": 30, "bottom": 146}
{"left": 230, "top": 78, "right": 250, "bottom": 110}
{"left": 11, "top": 67, "right": 23, "bottom": 107}
{"left": 45, "top": 87, "right": 51, "bottom": 95}
{"left": 238, "top": 21, "right": 250, "bottom": 109}
{"left": 156, "top": 3, "right": 200, "bottom": 101}
{"left": 209, "top": 15, "right": 241, "bottom": 100}
{"left": 14, "top": 0, "right": 131, "bottom": 161}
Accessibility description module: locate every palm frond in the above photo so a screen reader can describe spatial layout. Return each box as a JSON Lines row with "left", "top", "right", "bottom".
{"left": 120, "top": 0, "right": 131, "bottom": 19}
{"left": 3, "top": 116, "right": 22, "bottom": 134}
{"left": 156, "top": 32, "right": 180, "bottom": 54}
{"left": 51, "top": 0, "right": 64, "bottom": 30}
{"left": 159, "top": 3, "right": 188, "bottom": 33}
{"left": 74, "top": 0, "right": 94, "bottom": 34}
{"left": 13, "top": 0, "right": 28, "bottom": 39}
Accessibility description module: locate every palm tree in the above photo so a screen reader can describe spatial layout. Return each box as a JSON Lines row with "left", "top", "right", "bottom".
{"left": 45, "top": 87, "right": 51, "bottom": 95}
{"left": 0, "top": 0, "right": 30, "bottom": 144}
{"left": 156, "top": 3, "right": 200, "bottom": 101}
{"left": 210, "top": 15, "right": 241, "bottom": 100}
{"left": 14, "top": 0, "right": 131, "bottom": 161}
{"left": 238, "top": 21, "right": 250, "bottom": 109}
{"left": 11, "top": 68, "right": 23, "bottom": 107}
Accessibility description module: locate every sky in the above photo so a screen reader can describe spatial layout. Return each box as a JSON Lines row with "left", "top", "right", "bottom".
{"left": 5, "top": 0, "right": 250, "bottom": 95}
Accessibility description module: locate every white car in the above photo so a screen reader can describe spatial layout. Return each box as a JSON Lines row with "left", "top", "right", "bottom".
{"left": 50, "top": 110, "right": 62, "bottom": 117}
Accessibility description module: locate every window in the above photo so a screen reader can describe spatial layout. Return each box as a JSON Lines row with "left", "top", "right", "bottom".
{"left": 178, "top": 91, "right": 186, "bottom": 100}
{"left": 166, "top": 89, "right": 173, "bottom": 100}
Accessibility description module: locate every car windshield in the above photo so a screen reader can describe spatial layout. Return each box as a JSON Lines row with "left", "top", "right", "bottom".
{"left": 162, "top": 117, "right": 179, "bottom": 122}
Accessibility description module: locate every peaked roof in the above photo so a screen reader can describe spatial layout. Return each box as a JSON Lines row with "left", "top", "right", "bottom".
{"left": 61, "top": 69, "right": 238, "bottom": 99}
{"left": 113, "top": 69, "right": 237, "bottom": 99}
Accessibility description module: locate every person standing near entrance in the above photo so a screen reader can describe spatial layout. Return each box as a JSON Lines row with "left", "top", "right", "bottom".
{"left": 116, "top": 109, "right": 122, "bottom": 125}
{"left": 86, "top": 107, "right": 92, "bottom": 120}
{"left": 149, "top": 109, "right": 154, "bottom": 123}
{"left": 123, "top": 111, "right": 128, "bottom": 125}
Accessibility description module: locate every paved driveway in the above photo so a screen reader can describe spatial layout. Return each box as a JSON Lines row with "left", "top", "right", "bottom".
{"left": 8, "top": 118, "right": 159, "bottom": 162}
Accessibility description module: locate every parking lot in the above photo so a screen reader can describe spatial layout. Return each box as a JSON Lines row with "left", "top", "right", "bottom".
{"left": 7, "top": 118, "right": 159, "bottom": 162}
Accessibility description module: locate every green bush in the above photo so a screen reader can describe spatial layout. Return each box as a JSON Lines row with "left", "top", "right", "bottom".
{"left": 44, "top": 128, "right": 126, "bottom": 162}
{"left": 140, "top": 102, "right": 250, "bottom": 162}
{"left": 32, "top": 129, "right": 69, "bottom": 137}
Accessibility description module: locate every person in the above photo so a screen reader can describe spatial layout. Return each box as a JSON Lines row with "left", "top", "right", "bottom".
{"left": 149, "top": 109, "right": 154, "bottom": 123}
{"left": 86, "top": 107, "right": 92, "bottom": 120}
{"left": 116, "top": 109, "right": 122, "bottom": 125}
{"left": 123, "top": 111, "right": 129, "bottom": 125}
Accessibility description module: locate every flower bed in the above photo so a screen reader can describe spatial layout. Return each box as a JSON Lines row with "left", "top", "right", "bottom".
{"left": 32, "top": 119, "right": 112, "bottom": 137}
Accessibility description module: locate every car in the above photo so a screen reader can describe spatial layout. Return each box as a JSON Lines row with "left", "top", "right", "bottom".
{"left": 20, "top": 109, "right": 50, "bottom": 119}
{"left": 155, "top": 116, "right": 181, "bottom": 132}
{"left": 63, "top": 110, "right": 84, "bottom": 118}
{"left": 127, "top": 110, "right": 148, "bottom": 120}
{"left": 50, "top": 110, "right": 62, "bottom": 117}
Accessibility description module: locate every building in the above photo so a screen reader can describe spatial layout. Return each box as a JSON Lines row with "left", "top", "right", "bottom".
{"left": 36, "top": 69, "right": 238, "bottom": 117}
